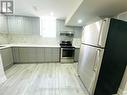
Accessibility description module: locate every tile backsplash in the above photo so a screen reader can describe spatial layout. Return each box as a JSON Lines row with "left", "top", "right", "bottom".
{"left": 72, "top": 38, "right": 81, "bottom": 47}
{"left": 0, "top": 33, "right": 9, "bottom": 44}
{"left": 0, "top": 33, "right": 82, "bottom": 46}
{"left": 8, "top": 34, "right": 60, "bottom": 45}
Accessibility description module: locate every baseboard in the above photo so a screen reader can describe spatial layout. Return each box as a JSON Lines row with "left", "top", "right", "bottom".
{"left": 4, "top": 63, "right": 13, "bottom": 71}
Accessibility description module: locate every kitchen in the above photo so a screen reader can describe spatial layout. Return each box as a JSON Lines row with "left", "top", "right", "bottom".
{"left": 0, "top": 0, "right": 127, "bottom": 95}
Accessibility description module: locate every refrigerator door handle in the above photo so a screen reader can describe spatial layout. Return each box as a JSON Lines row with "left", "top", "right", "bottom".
{"left": 98, "top": 20, "right": 106, "bottom": 47}
{"left": 93, "top": 49, "right": 101, "bottom": 72}
{"left": 98, "top": 19, "right": 110, "bottom": 47}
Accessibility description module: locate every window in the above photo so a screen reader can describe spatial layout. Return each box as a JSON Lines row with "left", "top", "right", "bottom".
{"left": 40, "top": 16, "right": 56, "bottom": 38}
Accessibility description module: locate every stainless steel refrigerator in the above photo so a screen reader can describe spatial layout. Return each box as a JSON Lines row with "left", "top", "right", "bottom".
{"left": 78, "top": 18, "right": 127, "bottom": 95}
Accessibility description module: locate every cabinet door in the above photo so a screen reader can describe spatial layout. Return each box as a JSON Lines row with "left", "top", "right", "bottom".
{"left": 74, "top": 48, "right": 80, "bottom": 62}
{"left": 15, "top": 16, "right": 24, "bottom": 34}
{"left": 7, "top": 16, "right": 16, "bottom": 33}
{"left": 0, "top": 48, "right": 13, "bottom": 69}
{"left": 44, "top": 48, "right": 52, "bottom": 62}
{"left": 32, "top": 17, "right": 40, "bottom": 35}
{"left": 8, "top": 16, "right": 24, "bottom": 34}
{"left": 23, "top": 17, "right": 33, "bottom": 34}
{"left": 23, "top": 17, "right": 40, "bottom": 35}
{"left": 0, "top": 49, "right": 6, "bottom": 68}
{"left": 12, "top": 48, "right": 20, "bottom": 63}
{"left": 19, "top": 48, "right": 36, "bottom": 63}
{"left": 36, "top": 48, "right": 45, "bottom": 62}
{"left": 44, "top": 48, "right": 60, "bottom": 62}
{"left": 0, "top": 16, "right": 8, "bottom": 33}
{"left": 7, "top": 48, "right": 13, "bottom": 66}
{"left": 52, "top": 48, "right": 60, "bottom": 62}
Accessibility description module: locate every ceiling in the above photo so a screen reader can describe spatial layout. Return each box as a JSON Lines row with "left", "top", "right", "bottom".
{"left": 13, "top": 0, "right": 127, "bottom": 26}
{"left": 65, "top": 0, "right": 127, "bottom": 26}
{"left": 14, "top": 0, "right": 81, "bottom": 19}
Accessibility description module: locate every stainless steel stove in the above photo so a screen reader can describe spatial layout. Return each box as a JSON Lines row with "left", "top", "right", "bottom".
{"left": 60, "top": 41, "right": 75, "bottom": 63}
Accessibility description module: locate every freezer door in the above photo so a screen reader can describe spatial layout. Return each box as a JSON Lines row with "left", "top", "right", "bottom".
{"left": 82, "top": 18, "right": 110, "bottom": 48}
{"left": 78, "top": 44, "right": 104, "bottom": 95}
{"left": 98, "top": 18, "right": 110, "bottom": 47}
{"left": 82, "top": 20, "right": 103, "bottom": 46}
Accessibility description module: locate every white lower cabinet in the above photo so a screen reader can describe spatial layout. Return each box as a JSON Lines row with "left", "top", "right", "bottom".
{"left": 12, "top": 47, "right": 60, "bottom": 63}
{"left": 12, "top": 48, "right": 20, "bottom": 63}
{"left": 18, "top": 48, "right": 36, "bottom": 63}
{"left": 0, "top": 48, "right": 13, "bottom": 70}
{"left": 44, "top": 48, "right": 52, "bottom": 62}
{"left": 45, "top": 48, "right": 60, "bottom": 62}
{"left": 52, "top": 48, "right": 60, "bottom": 62}
{"left": 36, "top": 48, "right": 45, "bottom": 62}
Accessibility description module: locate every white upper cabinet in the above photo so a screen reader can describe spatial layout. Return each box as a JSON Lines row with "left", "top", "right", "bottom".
{"left": 0, "top": 16, "right": 8, "bottom": 33}
{"left": 15, "top": 17, "right": 24, "bottom": 34}
{"left": 7, "top": 16, "right": 40, "bottom": 35}
{"left": 32, "top": 17, "right": 40, "bottom": 35}
{"left": 7, "top": 16, "right": 16, "bottom": 33}
{"left": 8, "top": 16, "right": 24, "bottom": 34}
{"left": 23, "top": 17, "right": 40, "bottom": 35}
{"left": 23, "top": 17, "right": 32, "bottom": 34}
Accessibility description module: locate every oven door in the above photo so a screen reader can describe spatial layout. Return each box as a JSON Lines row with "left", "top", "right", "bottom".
{"left": 61, "top": 48, "right": 75, "bottom": 58}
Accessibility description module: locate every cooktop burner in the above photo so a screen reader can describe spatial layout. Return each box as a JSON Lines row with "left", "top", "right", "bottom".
{"left": 60, "top": 41, "right": 72, "bottom": 47}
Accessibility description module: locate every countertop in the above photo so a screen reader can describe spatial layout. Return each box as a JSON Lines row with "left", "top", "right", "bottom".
{"left": 0, "top": 44, "right": 80, "bottom": 50}
{"left": 11, "top": 44, "right": 60, "bottom": 48}
{"left": 0, "top": 44, "right": 60, "bottom": 50}
{"left": 73, "top": 45, "right": 80, "bottom": 48}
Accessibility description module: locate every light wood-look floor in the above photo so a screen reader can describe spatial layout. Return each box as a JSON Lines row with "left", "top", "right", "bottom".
{"left": 0, "top": 63, "right": 89, "bottom": 95}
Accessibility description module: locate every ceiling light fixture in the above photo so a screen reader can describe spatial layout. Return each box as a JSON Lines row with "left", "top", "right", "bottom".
{"left": 78, "top": 19, "right": 82, "bottom": 24}
{"left": 50, "top": 12, "right": 54, "bottom": 16}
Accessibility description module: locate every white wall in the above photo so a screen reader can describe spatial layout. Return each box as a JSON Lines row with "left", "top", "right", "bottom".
{"left": 117, "top": 12, "right": 127, "bottom": 22}
{"left": 118, "top": 67, "right": 127, "bottom": 95}
{"left": 116, "top": 11, "right": 127, "bottom": 95}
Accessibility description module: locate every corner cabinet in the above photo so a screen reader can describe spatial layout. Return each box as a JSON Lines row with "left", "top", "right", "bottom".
{"left": 0, "top": 48, "right": 13, "bottom": 70}
{"left": 12, "top": 48, "right": 20, "bottom": 63}
{"left": 12, "top": 47, "right": 60, "bottom": 63}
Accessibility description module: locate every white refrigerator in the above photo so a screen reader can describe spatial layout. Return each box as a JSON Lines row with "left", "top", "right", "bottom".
{"left": 78, "top": 19, "right": 110, "bottom": 95}
{"left": 78, "top": 18, "right": 127, "bottom": 95}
